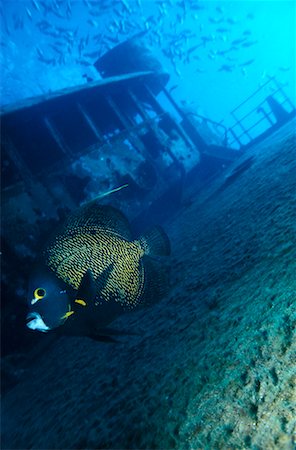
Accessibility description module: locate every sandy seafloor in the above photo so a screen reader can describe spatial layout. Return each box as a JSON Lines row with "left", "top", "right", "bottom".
{"left": 1, "top": 120, "right": 296, "bottom": 450}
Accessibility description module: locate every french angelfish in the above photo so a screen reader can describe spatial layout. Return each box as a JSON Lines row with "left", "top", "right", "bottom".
{"left": 26, "top": 203, "right": 171, "bottom": 341}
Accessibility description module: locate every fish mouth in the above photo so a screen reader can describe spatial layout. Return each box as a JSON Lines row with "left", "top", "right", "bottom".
{"left": 26, "top": 312, "right": 36, "bottom": 322}
{"left": 26, "top": 312, "right": 39, "bottom": 324}
{"left": 26, "top": 312, "right": 50, "bottom": 332}
{"left": 26, "top": 312, "right": 35, "bottom": 326}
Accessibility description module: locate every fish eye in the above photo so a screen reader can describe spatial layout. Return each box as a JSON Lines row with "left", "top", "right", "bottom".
{"left": 34, "top": 288, "right": 46, "bottom": 300}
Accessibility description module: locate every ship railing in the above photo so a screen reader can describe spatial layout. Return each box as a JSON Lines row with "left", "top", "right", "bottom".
{"left": 226, "top": 77, "right": 295, "bottom": 149}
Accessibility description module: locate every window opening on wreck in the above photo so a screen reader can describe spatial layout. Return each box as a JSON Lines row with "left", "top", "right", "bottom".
{"left": 3, "top": 113, "right": 66, "bottom": 174}
{"left": 105, "top": 93, "right": 135, "bottom": 134}
{"left": 108, "top": 90, "right": 139, "bottom": 127}
{"left": 82, "top": 93, "right": 125, "bottom": 138}
{"left": 127, "top": 87, "right": 161, "bottom": 128}
{"left": 157, "top": 90, "right": 187, "bottom": 127}
{"left": 76, "top": 102, "right": 103, "bottom": 142}
{"left": 47, "top": 102, "right": 99, "bottom": 153}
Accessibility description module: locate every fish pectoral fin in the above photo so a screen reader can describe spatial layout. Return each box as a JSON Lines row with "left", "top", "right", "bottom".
{"left": 75, "top": 269, "right": 97, "bottom": 305}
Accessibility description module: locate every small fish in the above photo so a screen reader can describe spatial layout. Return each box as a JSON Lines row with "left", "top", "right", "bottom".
{"left": 216, "top": 27, "right": 230, "bottom": 33}
{"left": 208, "top": 50, "right": 216, "bottom": 60}
{"left": 104, "top": 34, "right": 120, "bottom": 44}
{"left": 239, "top": 59, "right": 255, "bottom": 67}
{"left": 187, "top": 43, "right": 201, "bottom": 55}
{"left": 37, "top": 20, "right": 52, "bottom": 30}
{"left": 36, "top": 46, "right": 44, "bottom": 58}
{"left": 241, "top": 40, "right": 258, "bottom": 47}
{"left": 260, "top": 70, "right": 266, "bottom": 79}
{"left": 26, "top": 203, "right": 170, "bottom": 340}
{"left": 168, "top": 84, "right": 178, "bottom": 93}
{"left": 218, "top": 64, "right": 235, "bottom": 72}
{"left": 278, "top": 66, "right": 291, "bottom": 72}
{"left": 89, "top": 9, "right": 100, "bottom": 16}
{"left": 113, "top": 7, "right": 125, "bottom": 18}
{"left": 31, "top": 0, "right": 41, "bottom": 11}
{"left": 53, "top": 40, "right": 65, "bottom": 47}
{"left": 39, "top": 0, "right": 51, "bottom": 13}
{"left": 216, "top": 48, "right": 230, "bottom": 56}
{"left": 231, "top": 37, "right": 247, "bottom": 45}
{"left": 37, "top": 55, "right": 56, "bottom": 65}
{"left": 227, "top": 17, "right": 238, "bottom": 25}
{"left": 58, "top": 54, "right": 66, "bottom": 65}
{"left": 247, "top": 12, "right": 255, "bottom": 20}
{"left": 190, "top": 3, "right": 204, "bottom": 11}
{"left": 121, "top": 0, "right": 131, "bottom": 13}
{"left": 172, "top": 62, "right": 181, "bottom": 77}
{"left": 227, "top": 45, "right": 239, "bottom": 53}
{"left": 49, "top": 43, "right": 63, "bottom": 54}
{"left": 56, "top": 25, "right": 71, "bottom": 33}
{"left": 208, "top": 16, "right": 223, "bottom": 24}
{"left": 225, "top": 55, "right": 238, "bottom": 62}
{"left": 66, "top": 0, "right": 72, "bottom": 18}
{"left": 26, "top": 7, "right": 33, "bottom": 20}
{"left": 201, "top": 35, "right": 212, "bottom": 45}
{"left": 87, "top": 19, "right": 98, "bottom": 27}
{"left": 76, "top": 59, "right": 92, "bottom": 66}
{"left": 83, "top": 50, "right": 101, "bottom": 58}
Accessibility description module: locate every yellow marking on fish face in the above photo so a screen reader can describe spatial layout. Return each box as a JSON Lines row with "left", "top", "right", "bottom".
{"left": 61, "top": 310, "right": 75, "bottom": 319}
{"left": 34, "top": 288, "right": 46, "bottom": 300}
{"left": 31, "top": 287, "right": 46, "bottom": 304}
{"left": 75, "top": 299, "right": 87, "bottom": 306}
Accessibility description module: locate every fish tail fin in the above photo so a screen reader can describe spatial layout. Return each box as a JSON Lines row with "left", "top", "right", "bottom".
{"left": 137, "top": 226, "right": 171, "bottom": 256}
{"left": 141, "top": 256, "right": 170, "bottom": 306}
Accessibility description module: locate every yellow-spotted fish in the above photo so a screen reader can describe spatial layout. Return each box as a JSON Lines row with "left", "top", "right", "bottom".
{"left": 26, "top": 203, "right": 170, "bottom": 341}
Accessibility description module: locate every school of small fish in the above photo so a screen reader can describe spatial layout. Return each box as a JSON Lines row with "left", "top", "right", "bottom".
{"left": 0, "top": 0, "right": 290, "bottom": 90}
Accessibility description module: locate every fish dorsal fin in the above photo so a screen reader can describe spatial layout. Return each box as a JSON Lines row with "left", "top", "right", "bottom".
{"left": 63, "top": 204, "right": 132, "bottom": 241}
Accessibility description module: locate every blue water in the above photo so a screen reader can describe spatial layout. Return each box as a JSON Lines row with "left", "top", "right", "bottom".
{"left": 1, "top": 0, "right": 295, "bottom": 125}
{"left": 1, "top": 2, "right": 296, "bottom": 449}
